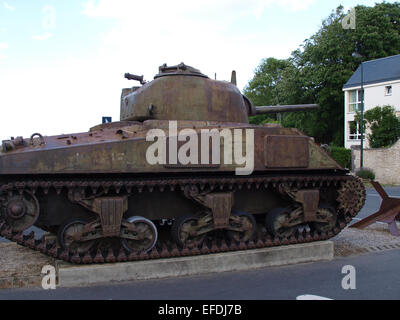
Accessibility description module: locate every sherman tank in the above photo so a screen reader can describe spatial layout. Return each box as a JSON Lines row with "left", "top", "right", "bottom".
{"left": 0, "top": 63, "right": 365, "bottom": 264}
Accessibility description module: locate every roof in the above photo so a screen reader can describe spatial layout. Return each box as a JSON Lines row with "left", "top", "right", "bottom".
{"left": 343, "top": 54, "right": 400, "bottom": 89}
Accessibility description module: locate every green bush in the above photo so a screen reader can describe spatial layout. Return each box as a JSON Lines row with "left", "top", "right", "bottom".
{"left": 249, "top": 115, "right": 280, "bottom": 125}
{"left": 355, "top": 105, "right": 400, "bottom": 148}
{"left": 356, "top": 168, "right": 375, "bottom": 180}
{"left": 329, "top": 147, "right": 351, "bottom": 168}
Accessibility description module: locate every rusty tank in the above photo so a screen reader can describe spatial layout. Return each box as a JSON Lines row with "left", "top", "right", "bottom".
{"left": 0, "top": 63, "right": 365, "bottom": 264}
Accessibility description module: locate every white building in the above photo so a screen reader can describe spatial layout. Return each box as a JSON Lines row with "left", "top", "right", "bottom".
{"left": 343, "top": 54, "right": 400, "bottom": 149}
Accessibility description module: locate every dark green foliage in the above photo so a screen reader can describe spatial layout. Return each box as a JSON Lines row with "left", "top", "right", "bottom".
{"left": 329, "top": 147, "right": 352, "bottom": 168}
{"left": 356, "top": 168, "right": 375, "bottom": 180}
{"left": 244, "top": 2, "right": 400, "bottom": 146}
{"left": 244, "top": 58, "right": 294, "bottom": 107}
{"left": 248, "top": 115, "right": 280, "bottom": 125}
{"left": 355, "top": 105, "right": 400, "bottom": 148}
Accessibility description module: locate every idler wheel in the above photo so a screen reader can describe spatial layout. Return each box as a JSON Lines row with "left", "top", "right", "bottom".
{"left": 7, "top": 200, "right": 26, "bottom": 219}
{"left": 311, "top": 205, "right": 337, "bottom": 233}
{"left": 58, "top": 219, "right": 95, "bottom": 254}
{"left": 265, "top": 207, "right": 297, "bottom": 238}
{"left": 171, "top": 214, "right": 209, "bottom": 248}
{"left": 226, "top": 211, "right": 257, "bottom": 243}
{"left": 121, "top": 216, "right": 158, "bottom": 253}
{"left": 3, "top": 191, "right": 39, "bottom": 232}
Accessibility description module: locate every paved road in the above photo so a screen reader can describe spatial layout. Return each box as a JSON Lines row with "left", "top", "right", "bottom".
{"left": 1, "top": 186, "right": 399, "bottom": 243}
{"left": 0, "top": 249, "right": 399, "bottom": 300}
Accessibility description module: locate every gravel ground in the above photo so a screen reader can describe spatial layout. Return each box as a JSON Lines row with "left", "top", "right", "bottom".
{"left": 0, "top": 243, "right": 54, "bottom": 289}
{"left": 332, "top": 222, "right": 400, "bottom": 256}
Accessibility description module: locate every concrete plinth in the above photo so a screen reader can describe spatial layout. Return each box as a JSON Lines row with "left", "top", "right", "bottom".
{"left": 57, "top": 241, "right": 333, "bottom": 287}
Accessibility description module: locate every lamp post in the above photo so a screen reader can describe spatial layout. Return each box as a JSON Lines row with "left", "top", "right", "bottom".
{"left": 352, "top": 52, "right": 364, "bottom": 168}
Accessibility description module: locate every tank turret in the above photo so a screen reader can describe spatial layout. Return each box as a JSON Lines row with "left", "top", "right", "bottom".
{"left": 120, "top": 63, "right": 251, "bottom": 123}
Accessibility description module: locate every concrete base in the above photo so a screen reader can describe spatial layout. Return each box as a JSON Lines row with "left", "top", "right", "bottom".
{"left": 57, "top": 241, "right": 333, "bottom": 287}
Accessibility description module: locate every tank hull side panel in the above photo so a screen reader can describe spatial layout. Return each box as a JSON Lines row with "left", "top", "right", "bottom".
{"left": 0, "top": 125, "right": 341, "bottom": 175}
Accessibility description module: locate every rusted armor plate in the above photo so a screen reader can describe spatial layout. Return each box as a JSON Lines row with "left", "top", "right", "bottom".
{"left": 164, "top": 135, "right": 220, "bottom": 168}
{"left": 93, "top": 197, "right": 128, "bottom": 237}
{"left": 204, "top": 193, "right": 233, "bottom": 229}
{"left": 296, "top": 190, "right": 319, "bottom": 221}
{"left": 264, "top": 135, "right": 309, "bottom": 168}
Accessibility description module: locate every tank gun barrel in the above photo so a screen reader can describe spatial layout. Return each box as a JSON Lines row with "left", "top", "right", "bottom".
{"left": 255, "top": 104, "right": 318, "bottom": 115}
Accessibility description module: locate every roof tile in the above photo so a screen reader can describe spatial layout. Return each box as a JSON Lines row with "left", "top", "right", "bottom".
{"left": 343, "top": 54, "right": 400, "bottom": 89}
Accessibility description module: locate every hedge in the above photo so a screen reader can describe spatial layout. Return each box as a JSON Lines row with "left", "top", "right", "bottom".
{"left": 356, "top": 168, "right": 375, "bottom": 180}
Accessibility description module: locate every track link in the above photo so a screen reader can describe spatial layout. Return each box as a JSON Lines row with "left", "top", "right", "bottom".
{"left": 0, "top": 174, "right": 365, "bottom": 264}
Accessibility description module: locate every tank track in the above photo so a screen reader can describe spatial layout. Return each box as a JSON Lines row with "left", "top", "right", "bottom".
{"left": 0, "top": 174, "right": 365, "bottom": 264}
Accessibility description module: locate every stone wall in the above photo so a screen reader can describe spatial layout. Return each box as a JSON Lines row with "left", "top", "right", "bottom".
{"left": 352, "top": 140, "right": 400, "bottom": 185}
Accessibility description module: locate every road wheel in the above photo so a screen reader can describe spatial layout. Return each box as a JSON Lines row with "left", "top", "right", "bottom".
{"left": 311, "top": 205, "right": 337, "bottom": 233}
{"left": 121, "top": 216, "right": 158, "bottom": 253}
{"left": 226, "top": 211, "right": 257, "bottom": 242}
{"left": 265, "top": 208, "right": 297, "bottom": 238}
{"left": 58, "top": 218, "right": 95, "bottom": 254}
{"left": 171, "top": 214, "right": 209, "bottom": 248}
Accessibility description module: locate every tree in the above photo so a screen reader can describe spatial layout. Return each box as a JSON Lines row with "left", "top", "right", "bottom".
{"left": 244, "top": 58, "right": 298, "bottom": 125}
{"left": 355, "top": 105, "right": 400, "bottom": 148}
{"left": 245, "top": 2, "right": 400, "bottom": 145}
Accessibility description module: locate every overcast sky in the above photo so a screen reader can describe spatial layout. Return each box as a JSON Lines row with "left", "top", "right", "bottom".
{"left": 0, "top": 0, "right": 395, "bottom": 139}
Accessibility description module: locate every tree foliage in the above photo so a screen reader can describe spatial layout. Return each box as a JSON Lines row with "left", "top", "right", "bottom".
{"left": 355, "top": 105, "right": 400, "bottom": 148}
{"left": 245, "top": 58, "right": 296, "bottom": 125}
{"left": 329, "top": 146, "right": 352, "bottom": 168}
{"left": 244, "top": 2, "right": 400, "bottom": 145}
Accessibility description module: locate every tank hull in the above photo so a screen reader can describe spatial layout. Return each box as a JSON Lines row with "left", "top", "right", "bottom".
{"left": 0, "top": 120, "right": 341, "bottom": 175}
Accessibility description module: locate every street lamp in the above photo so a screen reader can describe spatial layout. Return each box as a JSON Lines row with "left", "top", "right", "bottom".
{"left": 352, "top": 52, "right": 364, "bottom": 168}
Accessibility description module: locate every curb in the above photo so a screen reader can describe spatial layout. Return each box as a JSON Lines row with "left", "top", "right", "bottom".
{"left": 57, "top": 241, "right": 333, "bottom": 287}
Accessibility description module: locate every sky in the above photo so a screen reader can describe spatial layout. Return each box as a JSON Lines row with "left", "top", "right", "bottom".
{"left": 0, "top": 0, "right": 396, "bottom": 140}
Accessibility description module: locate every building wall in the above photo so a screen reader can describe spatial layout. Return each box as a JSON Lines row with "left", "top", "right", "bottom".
{"left": 344, "top": 79, "right": 400, "bottom": 149}
{"left": 366, "top": 80, "right": 400, "bottom": 108}
{"left": 352, "top": 140, "right": 400, "bottom": 185}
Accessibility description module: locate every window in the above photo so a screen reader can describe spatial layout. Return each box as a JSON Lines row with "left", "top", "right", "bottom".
{"left": 348, "top": 121, "right": 364, "bottom": 140}
{"left": 385, "top": 85, "right": 392, "bottom": 96}
{"left": 348, "top": 89, "right": 364, "bottom": 112}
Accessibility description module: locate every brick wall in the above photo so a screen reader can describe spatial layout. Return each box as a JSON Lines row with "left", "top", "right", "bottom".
{"left": 352, "top": 140, "right": 400, "bottom": 185}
